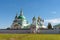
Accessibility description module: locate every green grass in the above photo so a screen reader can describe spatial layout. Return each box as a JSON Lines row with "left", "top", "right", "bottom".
{"left": 0, "top": 34, "right": 60, "bottom": 40}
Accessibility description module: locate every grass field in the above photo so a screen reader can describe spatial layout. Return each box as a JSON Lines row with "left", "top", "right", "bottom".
{"left": 0, "top": 34, "right": 60, "bottom": 40}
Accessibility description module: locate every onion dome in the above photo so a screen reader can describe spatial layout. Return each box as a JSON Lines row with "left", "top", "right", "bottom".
{"left": 32, "top": 16, "right": 36, "bottom": 20}
{"left": 18, "top": 9, "right": 26, "bottom": 20}
{"left": 18, "top": 16, "right": 26, "bottom": 20}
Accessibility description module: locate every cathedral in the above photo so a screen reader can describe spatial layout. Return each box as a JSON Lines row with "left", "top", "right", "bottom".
{"left": 10, "top": 9, "right": 29, "bottom": 29}
{"left": 10, "top": 9, "right": 45, "bottom": 31}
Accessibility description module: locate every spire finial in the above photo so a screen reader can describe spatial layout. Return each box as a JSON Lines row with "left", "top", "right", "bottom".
{"left": 20, "top": 8, "right": 23, "bottom": 16}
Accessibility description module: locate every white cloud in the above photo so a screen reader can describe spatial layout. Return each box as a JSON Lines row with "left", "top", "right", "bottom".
{"left": 51, "top": 11, "right": 56, "bottom": 14}
{"left": 45, "top": 18, "right": 60, "bottom": 26}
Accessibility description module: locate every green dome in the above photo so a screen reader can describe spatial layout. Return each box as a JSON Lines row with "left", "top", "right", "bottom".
{"left": 18, "top": 16, "right": 26, "bottom": 20}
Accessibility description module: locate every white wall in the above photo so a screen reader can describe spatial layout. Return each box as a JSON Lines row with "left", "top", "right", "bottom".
{"left": 0, "top": 30, "right": 31, "bottom": 34}
{"left": 0, "top": 29, "right": 60, "bottom": 34}
{"left": 38, "top": 29, "right": 59, "bottom": 34}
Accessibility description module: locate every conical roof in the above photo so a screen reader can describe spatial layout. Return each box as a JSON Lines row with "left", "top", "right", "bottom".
{"left": 15, "top": 12, "right": 18, "bottom": 19}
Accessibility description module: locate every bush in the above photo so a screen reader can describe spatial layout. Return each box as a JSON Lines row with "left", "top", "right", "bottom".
{"left": 7, "top": 28, "right": 10, "bottom": 30}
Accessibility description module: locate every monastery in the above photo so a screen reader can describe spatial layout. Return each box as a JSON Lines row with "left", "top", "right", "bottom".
{"left": 9, "top": 9, "right": 46, "bottom": 33}
{"left": 0, "top": 9, "right": 60, "bottom": 34}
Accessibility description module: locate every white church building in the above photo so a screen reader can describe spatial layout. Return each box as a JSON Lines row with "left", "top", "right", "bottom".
{"left": 11, "top": 9, "right": 29, "bottom": 29}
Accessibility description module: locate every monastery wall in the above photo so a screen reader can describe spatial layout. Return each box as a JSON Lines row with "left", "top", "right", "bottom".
{"left": 0, "top": 29, "right": 59, "bottom": 34}
{"left": 0, "top": 30, "right": 31, "bottom": 34}
{"left": 38, "top": 29, "right": 59, "bottom": 34}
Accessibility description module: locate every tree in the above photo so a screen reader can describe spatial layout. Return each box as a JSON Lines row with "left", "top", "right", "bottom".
{"left": 47, "top": 23, "right": 52, "bottom": 29}
{"left": 7, "top": 28, "right": 10, "bottom": 30}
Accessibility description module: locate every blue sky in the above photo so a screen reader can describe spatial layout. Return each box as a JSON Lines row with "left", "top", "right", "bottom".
{"left": 0, "top": 0, "right": 60, "bottom": 29}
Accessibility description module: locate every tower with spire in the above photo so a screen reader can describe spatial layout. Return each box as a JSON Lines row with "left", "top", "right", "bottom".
{"left": 20, "top": 9, "right": 23, "bottom": 16}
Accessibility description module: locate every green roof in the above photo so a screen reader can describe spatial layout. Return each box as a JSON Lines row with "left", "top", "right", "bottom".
{"left": 18, "top": 16, "right": 26, "bottom": 20}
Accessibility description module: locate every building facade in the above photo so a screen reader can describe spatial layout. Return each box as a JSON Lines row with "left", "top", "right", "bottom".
{"left": 10, "top": 9, "right": 46, "bottom": 33}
